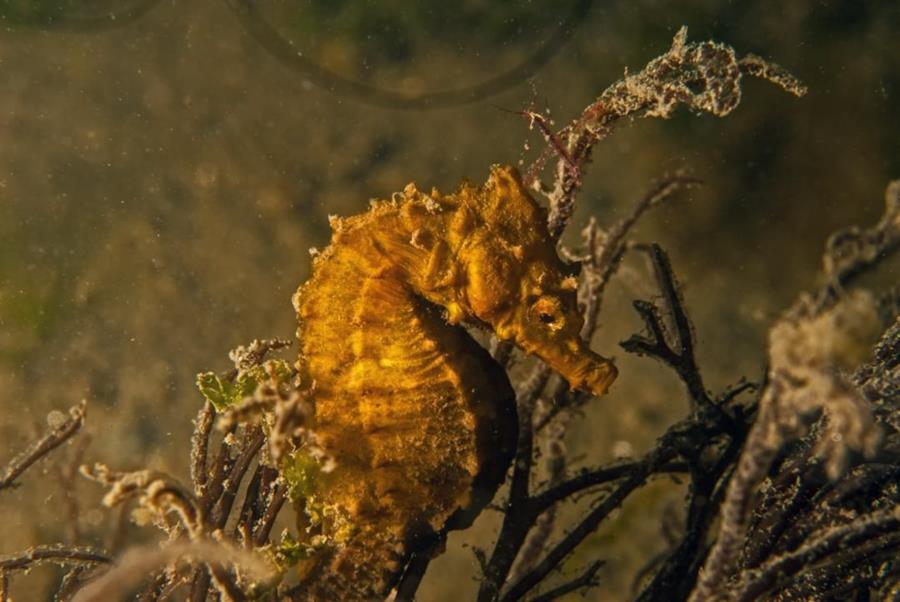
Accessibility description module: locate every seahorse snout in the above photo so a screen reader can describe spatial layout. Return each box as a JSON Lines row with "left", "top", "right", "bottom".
{"left": 521, "top": 336, "right": 617, "bottom": 397}
{"left": 565, "top": 354, "right": 618, "bottom": 397}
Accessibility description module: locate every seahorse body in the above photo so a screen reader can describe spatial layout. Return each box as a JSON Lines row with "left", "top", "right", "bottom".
{"left": 292, "top": 165, "right": 617, "bottom": 599}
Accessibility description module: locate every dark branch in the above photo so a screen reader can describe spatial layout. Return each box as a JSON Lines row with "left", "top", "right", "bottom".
{"left": 530, "top": 461, "right": 689, "bottom": 515}
{"left": 620, "top": 244, "right": 711, "bottom": 407}
{"left": 190, "top": 401, "right": 215, "bottom": 497}
{"left": 252, "top": 481, "right": 287, "bottom": 548}
{"left": 500, "top": 444, "right": 678, "bottom": 601}
{"left": 211, "top": 427, "right": 265, "bottom": 529}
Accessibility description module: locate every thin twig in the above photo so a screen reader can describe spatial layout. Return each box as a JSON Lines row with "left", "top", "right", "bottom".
{"left": 620, "top": 244, "right": 711, "bottom": 407}
{"left": 508, "top": 416, "right": 568, "bottom": 584}
{"left": 815, "top": 179, "right": 900, "bottom": 312}
{"left": 191, "top": 401, "right": 215, "bottom": 496}
{"left": 57, "top": 433, "right": 91, "bottom": 543}
{"left": 580, "top": 175, "right": 702, "bottom": 338}
{"left": 0, "top": 400, "right": 87, "bottom": 492}
{"left": 212, "top": 427, "right": 266, "bottom": 529}
{"left": 0, "top": 544, "right": 111, "bottom": 571}
{"left": 252, "top": 482, "right": 286, "bottom": 547}
{"left": 530, "top": 461, "right": 688, "bottom": 514}
{"left": 542, "top": 27, "right": 805, "bottom": 237}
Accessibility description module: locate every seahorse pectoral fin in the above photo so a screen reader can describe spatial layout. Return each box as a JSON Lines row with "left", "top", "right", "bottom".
{"left": 422, "top": 239, "right": 454, "bottom": 289}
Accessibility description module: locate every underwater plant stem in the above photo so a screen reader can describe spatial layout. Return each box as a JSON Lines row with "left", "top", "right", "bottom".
{"left": 500, "top": 449, "right": 675, "bottom": 602}
{"left": 252, "top": 482, "right": 286, "bottom": 548}
{"left": 620, "top": 244, "right": 711, "bottom": 407}
{"left": 0, "top": 400, "right": 86, "bottom": 492}
{"left": 191, "top": 401, "right": 215, "bottom": 496}
{"left": 212, "top": 427, "right": 265, "bottom": 529}
{"left": 530, "top": 461, "right": 688, "bottom": 515}
{"left": 0, "top": 544, "right": 111, "bottom": 572}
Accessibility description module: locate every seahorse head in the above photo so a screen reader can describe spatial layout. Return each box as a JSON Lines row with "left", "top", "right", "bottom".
{"left": 453, "top": 165, "right": 617, "bottom": 396}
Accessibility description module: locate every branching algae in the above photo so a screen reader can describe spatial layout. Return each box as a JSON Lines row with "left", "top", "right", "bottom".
{"left": 291, "top": 165, "right": 616, "bottom": 598}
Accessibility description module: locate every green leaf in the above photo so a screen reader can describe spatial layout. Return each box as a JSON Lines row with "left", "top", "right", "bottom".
{"left": 282, "top": 450, "right": 323, "bottom": 503}
{"left": 272, "top": 531, "right": 314, "bottom": 568}
{"left": 195, "top": 371, "right": 250, "bottom": 411}
{"left": 195, "top": 360, "right": 293, "bottom": 412}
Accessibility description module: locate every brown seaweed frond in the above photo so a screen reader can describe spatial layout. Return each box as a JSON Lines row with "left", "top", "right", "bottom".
{"left": 80, "top": 463, "right": 205, "bottom": 538}
{"left": 70, "top": 339, "right": 298, "bottom": 601}
{"left": 705, "top": 318, "right": 900, "bottom": 601}
{"left": 531, "top": 26, "right": 806, "bottom": 238}
{"left": 690, "top": 182, "right": 900, "bottom": 602}
{"left": 482, "top": 180, "right": 899, "bottom": 602}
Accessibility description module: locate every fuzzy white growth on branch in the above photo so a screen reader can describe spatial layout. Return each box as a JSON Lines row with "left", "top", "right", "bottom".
{"left": 543, "top": 26, "right": 806, "bottom": 238}
{"left": 691, "top": 291, "right": 883, "bottom": 602}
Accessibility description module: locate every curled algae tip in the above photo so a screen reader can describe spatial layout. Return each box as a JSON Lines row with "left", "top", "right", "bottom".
{"left": 290, "top": 164, "right": 616, "bottom": 599}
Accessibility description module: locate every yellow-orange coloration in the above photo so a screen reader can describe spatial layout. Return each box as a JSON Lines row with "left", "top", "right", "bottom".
{"left": 292, "top": 165, "right": 617, "bottom": 599}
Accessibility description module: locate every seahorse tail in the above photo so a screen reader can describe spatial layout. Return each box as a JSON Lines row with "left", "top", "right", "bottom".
{"left": 294, "top": 525, "right": 412, "bottom": 601}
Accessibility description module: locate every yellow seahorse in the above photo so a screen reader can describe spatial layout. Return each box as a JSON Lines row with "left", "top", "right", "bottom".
{"left": 291, "top": 165, "right": 617, "bottom": 599}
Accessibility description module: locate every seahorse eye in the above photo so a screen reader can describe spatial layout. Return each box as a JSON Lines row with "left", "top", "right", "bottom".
{"left": 531, "top": 296, "right": 565, "bottom": 332}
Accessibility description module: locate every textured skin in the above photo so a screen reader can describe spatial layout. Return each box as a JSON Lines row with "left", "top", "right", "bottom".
{"left": 292, "top": 165, "right": 617, "bottom": 599}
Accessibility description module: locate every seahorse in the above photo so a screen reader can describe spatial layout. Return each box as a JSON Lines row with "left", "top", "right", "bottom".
{"left": 291, "top": 165, "right": 617, "bottom": 599}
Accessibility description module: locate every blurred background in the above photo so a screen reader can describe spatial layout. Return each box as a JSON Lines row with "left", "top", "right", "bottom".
{"left": 1, "top": 1, "right": 898, "bottom": 599}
